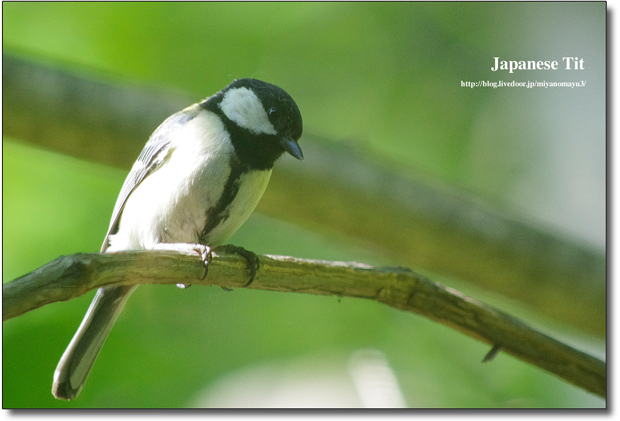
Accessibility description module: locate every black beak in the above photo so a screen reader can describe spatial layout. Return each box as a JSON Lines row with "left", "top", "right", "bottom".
{"left": 280, "top": 137, "right": 304, "bottom": 160}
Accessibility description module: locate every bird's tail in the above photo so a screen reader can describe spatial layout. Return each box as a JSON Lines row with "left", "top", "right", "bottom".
{"left": 52, "top": 285, "right": 137, "bottom": 400}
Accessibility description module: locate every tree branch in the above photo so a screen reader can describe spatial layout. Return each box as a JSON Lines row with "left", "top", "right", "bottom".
{"left": 2, "top": 250, "right": 606, "bottom": 398}
{"left": 2, "top": 53, "right": 605, "bottom": 336}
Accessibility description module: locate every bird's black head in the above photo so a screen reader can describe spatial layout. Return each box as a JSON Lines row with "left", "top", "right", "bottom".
{"left": 201, "top": 78, "right": 303, "bottom": 170}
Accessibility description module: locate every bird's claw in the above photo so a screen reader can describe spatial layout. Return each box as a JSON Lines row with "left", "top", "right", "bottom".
{"left": 217, "top": 245, "right": 260, "bottom": 286}
{"left": 193, "top": 244, "right": 212, "bottom": 280}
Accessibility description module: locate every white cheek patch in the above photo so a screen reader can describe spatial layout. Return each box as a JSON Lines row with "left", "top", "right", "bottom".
{"left": 219, "top": 87, "right": 277, "bottom": 136}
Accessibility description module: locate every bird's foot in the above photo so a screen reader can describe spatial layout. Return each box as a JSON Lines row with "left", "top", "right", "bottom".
{"left": 150, "top": 242, "right": 212, "bottom": 287}
{"left": 216, "top": 244, "right": 260, "bottom": 287}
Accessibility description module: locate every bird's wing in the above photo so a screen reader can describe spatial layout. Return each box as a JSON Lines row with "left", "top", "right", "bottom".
{"left": 100, "top": 107, "right": 197, "bottom": 252}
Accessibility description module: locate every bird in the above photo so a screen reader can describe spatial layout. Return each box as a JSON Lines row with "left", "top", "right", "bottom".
{"left": 52, "top": 78, "right": 303, "bottom": 400}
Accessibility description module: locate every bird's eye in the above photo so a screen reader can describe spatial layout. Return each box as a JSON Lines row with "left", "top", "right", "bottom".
{"left": 268, "top": 107, "right": 278, "bottom": 117}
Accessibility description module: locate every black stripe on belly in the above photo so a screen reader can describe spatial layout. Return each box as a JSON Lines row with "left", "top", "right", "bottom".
{"left": 199, "top": 161, "right": 247, "bottom": 245}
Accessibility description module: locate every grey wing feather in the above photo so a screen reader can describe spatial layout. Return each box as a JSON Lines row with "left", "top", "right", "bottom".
{"left": 100, "top": 108, "right": 198, "bottom": 252}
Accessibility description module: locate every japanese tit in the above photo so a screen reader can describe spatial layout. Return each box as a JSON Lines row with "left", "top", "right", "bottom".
{"left": 52, "top": 78, "right": 303, "bottom": 400}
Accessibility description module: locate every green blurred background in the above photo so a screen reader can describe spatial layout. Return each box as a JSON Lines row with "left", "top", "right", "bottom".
{"left": 3, "top": 2, "right": 605, "bottom": 408}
